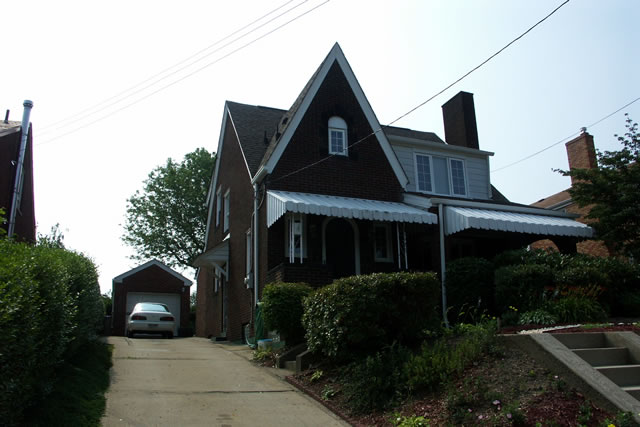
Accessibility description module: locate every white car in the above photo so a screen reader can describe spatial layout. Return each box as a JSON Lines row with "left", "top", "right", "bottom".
{"left": 125, "top": 302, "right": 176, "bottom": 339}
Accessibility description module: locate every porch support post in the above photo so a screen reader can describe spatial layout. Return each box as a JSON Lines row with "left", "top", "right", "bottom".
{"left": 438, "top": 203, "right": 450, "bottom": 328}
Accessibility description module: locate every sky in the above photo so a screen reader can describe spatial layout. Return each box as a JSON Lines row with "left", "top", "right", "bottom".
{"left": 2, "top": 0, "right": 639, "bottom": 295}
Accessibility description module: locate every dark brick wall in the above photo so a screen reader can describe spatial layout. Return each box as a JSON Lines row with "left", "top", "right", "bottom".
{"left": 112, "top": 264, "right": 190, "bottom": 336}
{"left": 198, "top": 114, "right": 255, "bottom": 341}
{"left": 268, "top": 61, "right": 404, "bottom": 202}
{"left": 0, "top": 125, "right": 35, "bottom": 242}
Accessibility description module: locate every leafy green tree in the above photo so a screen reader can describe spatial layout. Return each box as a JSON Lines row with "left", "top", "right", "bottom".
{"left": 559, "top": 115, "right": 640, "bottom": 259}
{"left": 122, "top": 148, "right": 215, "bottom": 269}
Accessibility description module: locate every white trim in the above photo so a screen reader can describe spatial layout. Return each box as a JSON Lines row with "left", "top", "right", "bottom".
{"left": 414, "top": 152, "right": 469, "bottom": 197}
{"left": 328, "top": 116, "right": 348, "bottom": 156}
{"left": 223, "top": 189, "right": 230, "bottom": 232}
{"left": 255, "top": 43, "right": 408, "bottom": 189}
{"left": 215, "top": 186, "right": 222, "bottom": 227}
{"left": 113, "top": 259, "right": 192, "bottom": 286}
{"left": 388, "top": 134, "right": 494, "bottom": 157}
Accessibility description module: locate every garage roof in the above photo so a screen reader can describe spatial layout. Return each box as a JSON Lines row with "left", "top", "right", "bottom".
{"left": 113, "top": 259, "right": 192, "bottom": 286}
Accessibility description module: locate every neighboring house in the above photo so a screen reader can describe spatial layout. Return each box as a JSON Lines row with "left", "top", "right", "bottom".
{"left": 194, "top": 43, "right": 593, "bottom": 341}
{"left": 111, "top": 259, "right": 192, "bottom": 337}
{"left": 531, "top": 130, "right": 612, "bottom": 257}
{"left": 0, "top": 101, "right": 35, "bottom": 242}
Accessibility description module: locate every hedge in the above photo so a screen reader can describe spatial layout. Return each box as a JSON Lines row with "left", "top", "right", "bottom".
{"left": 261, "top": 282, "right": 313, "bottom": 344}
{"left": 445, "top": 257, "right": 494, "bottom": 322}
{"left": 0, "top": 239, "right": 103, "bottom": 426}
{"left": 302, "top": 272, "right": 441, "bottom": 361}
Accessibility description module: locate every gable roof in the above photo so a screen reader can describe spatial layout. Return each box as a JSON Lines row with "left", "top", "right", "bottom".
{"left": 252, "top": 42, "right": 409, "bottom": 189}
{"left": 113, "top": 259, "right": 192, "bottom": 286}
{"left": 384, "top": 126, "right": 445, "bottom": 144}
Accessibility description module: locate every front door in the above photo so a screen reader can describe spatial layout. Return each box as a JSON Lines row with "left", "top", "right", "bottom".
{"left": 325, "top": 218, "right": 357, "bottom": 279}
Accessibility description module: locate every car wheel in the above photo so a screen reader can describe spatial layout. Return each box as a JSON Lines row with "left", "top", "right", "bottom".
{"left": 127, "top": 330, "right": 133, "bottom": 338}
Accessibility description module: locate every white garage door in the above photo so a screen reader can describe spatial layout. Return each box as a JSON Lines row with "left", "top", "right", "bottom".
{"left": 126, "top": 292, "right": 181, "bottom": 335}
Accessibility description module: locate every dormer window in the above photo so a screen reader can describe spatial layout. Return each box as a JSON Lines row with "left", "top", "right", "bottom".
{"left": 328, "top": 116, "right": 348, "bottom": 156}
{"left": 415, "top": 153, "right": 467, "bottom": 196}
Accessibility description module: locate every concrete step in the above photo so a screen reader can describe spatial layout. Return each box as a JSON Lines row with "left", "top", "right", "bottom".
{"left": 552, "top": 332, "right": 607, "bottom": 349}
{"left": 622, "top": 386, "right": 640, "bottom": 401}
{"left": 283, "top": 360, "right": 296, "bottom": 372}
{"left": 573, "top": 347, "right": 630, "bottom": 367}
{"left": 596, "top": 365, "right": 640, "bottom": 387}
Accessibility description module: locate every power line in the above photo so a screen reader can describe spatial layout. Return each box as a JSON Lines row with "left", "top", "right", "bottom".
{"left": 272, "top": 0, "right": 571, "bottom": 183}
{"left": 38, "top": 0, "right": 305, "bottom": 135}
{"left": 491, "top": 96, "right": 640, "bottom": 173}
{"left": 37, "top": 0, "right": 330, "bottom": 146}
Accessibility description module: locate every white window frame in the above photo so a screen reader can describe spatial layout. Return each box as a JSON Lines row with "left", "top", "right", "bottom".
{"left": 215, "top": 187, "right": 222, "bottom": 227}
{"left": 223, "top": 189, "right": 230, "bottom": 232}
{"left": 245, "top": 228, "right": 252, "bottom": 277}
{"left": 328, "top": 116, "right": 348, "bottom": 156}
{"left": 284, "top": 213, "right": 307, "bottom": 263}
{"left": 373, "top": 223, "right": 393, "bottom": 262}
{"left": 414, "top": 153, "right": 468, "bottom": 197}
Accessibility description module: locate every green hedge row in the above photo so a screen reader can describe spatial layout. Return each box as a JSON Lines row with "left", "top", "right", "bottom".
{"left": 261, "top": 282, "right": 313, "bottom": 344}
{"left": 446, "top": 249, "right": 640, "bottom": 322}
{"left": 0, "top": 238, "right": 103, "bottom": 426}
{"left": 302, "top": 272, "right": 441, "bottom": 361}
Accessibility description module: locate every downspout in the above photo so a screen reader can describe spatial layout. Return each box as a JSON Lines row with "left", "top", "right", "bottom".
{"left": 253, "top": 183, "right": 259, "bottom": 305}
{"left": 438, "top": 203, "right": 450, "bottom": 328}
{"left": 8, "top": 100, "right": 33, "bottom": 239}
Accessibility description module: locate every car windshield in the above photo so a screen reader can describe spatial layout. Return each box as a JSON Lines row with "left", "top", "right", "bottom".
{"left": 136, "top": 303, "right": 170, "bottom": 313}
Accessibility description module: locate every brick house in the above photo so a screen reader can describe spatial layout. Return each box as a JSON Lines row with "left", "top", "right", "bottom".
{"left": 531, "top": 131, "right": 612, "bottom": 257}
{"left": 111, "top": 259, "right": 192, "bottom": 336}
{"left": 194, "top": 43, "right": 593, "bottom": 341}
{"left": 0, "top": 101, "right": 35, "bottom": 242}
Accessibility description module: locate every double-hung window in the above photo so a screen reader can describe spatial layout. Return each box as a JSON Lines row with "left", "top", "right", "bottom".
{"left": 374, "top": 223, "right": 392, "bottom": 262}
{"left": 223, "top": 189, "right": 230, "bottom": 232}
{"left": 415, "top": 154, "right": 467, "bottom": 196}
{"left": 328, "top": 116, "right": 348, "bottom": 156}
{"left": 285, "top": 213, "right": 306, "bottom": 263}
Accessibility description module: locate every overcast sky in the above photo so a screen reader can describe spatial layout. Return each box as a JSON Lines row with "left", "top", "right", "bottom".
{"left": 3, "top": 0, "right": 639, "bottom": 294}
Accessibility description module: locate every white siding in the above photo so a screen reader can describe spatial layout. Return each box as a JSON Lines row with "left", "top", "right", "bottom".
{"left": 391, "top": 143, "right": 491, "bottom": 200}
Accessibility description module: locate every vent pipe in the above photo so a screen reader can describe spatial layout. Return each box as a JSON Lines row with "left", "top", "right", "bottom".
{"left": 8, "top": 100, "right": 33, "bottom": 238}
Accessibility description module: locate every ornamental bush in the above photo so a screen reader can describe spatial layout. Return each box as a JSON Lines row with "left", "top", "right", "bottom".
{"left": 261, "top": 281, "right": 313, "bottom": 344}
{"left": 302, "top": 272, "right": 441, "bottom": 361}
{"left": 0, "top": 239, "right": 103, "bottom": 426}
{"left": 494, "top": 263, "right": 553, "bottom": 313}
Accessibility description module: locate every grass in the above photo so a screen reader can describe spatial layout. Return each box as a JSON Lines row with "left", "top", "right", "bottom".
{"left": 23, "top": 340, "right": 113, "bottom": 427}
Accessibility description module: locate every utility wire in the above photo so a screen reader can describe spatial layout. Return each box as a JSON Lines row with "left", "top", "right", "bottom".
{"left": 39, "top": 0, "right": 305, "bottom": 135}
{"left": 37, "top": 0, "right": 330, "bottom": 146}
{"left": 271, "top": 0, "right": 571, "bottom": 183}
{"left": 491, "top": 96, "right": 640, "bottom": 173}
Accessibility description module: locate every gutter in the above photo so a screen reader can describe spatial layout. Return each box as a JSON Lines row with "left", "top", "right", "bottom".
{"left": 8, "top": 100, "right": 33, "bottom": 238}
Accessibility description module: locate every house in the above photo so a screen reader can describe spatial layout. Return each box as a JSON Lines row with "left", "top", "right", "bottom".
{"left": 111, "top": 259, "right": 193, "bottom": 337}
{"left": 0, "top": 101, "right": 35, "bottom": 242}
{"left": 530, "top": 130, "right": 612, "bottom": 257}
{"left": 194, "top": 43, "right": 593, "bottom": 341}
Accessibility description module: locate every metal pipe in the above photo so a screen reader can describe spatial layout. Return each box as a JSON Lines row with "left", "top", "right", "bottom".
{"left": 8, "top": 100, "right": 33, "bottom": 238}
{"left": 438, "top": 203, "right": 449, "bottom": 328}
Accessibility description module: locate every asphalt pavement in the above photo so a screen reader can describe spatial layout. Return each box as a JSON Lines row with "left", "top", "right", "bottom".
{"left": 102, "top": 336, "right": 347, "bottom": 427}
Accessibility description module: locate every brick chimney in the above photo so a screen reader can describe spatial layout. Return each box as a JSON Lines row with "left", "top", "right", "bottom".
{"left": 565, "top": 130, "right": 597, "bottom": 185}
{"left": 442, "top": 91, "right": 479, "bottom": 149}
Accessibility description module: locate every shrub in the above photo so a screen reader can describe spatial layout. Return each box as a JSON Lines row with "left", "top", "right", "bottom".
{"left": 303, "top": 272, "right": 441, "bottom": 361}
{"left": 0, "top": 240, "right": 103, "bottom": 426}
{"left": 519, "top": 309, "right": 557, "bottom": 326}
{"left": 405, "top": 322, "right": 497, "bottom": 392}
{"left": 494, "top": 264, "right": 553, "bottom": 313}
{"left": 445, "top": 257, "right": 495, "bottom": 321}
{"left": 261, "top": 281, "right": 313, "bottom": 344}
{"left": 341, "top": 344, "right": 410, "bottom": 413}
{"left": 545, "top": 296, "right": 607, "bottom": 324}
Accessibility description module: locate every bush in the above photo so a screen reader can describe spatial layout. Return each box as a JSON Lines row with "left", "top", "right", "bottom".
{"left": 494, "top": 263, "right": 553, "bottom": 313}
{"left": 341, "top": 344, "right": 410, "bottom": 413}
{"left": 545, "top": 296, "right": 607, "bottom": 324}
{"left": 405, "top": 322, "right": 497, "bottom": 392}
{"left": 519, "top": 309, "right": 557, "bottom": 326}
{"left": 0, "top": 239, "right": 103, "bottom": 426}
{"left": 261, "top": 282, "right": 313, "bottom": 344}
{"left": 445, "top": 257, "right": 495, "bottom": 321}
{"left": 303, "top": 272, "right": 441, "bottom": 361}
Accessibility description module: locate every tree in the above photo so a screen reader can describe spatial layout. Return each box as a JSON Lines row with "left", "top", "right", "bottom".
{"left": 559, "top": 114, "right": 640, "bottom": 259}
{"left": 122, "top": 148, "right": 215, "bottom": 269}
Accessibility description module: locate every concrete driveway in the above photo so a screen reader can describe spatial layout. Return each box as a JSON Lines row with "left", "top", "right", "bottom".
{"left": 102, "top": 336, "right": 347, "bottom": 427}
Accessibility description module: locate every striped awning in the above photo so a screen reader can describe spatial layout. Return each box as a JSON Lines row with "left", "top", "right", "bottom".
{"left": 267, "top": 190, "right": 437, "bottom": 227}
{"left": 445, "top": 206, "right": 593, "bottom": 238}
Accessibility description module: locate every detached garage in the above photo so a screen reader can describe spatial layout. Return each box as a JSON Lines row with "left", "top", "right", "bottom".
{"left": 112, "top": 260, "right": 192, "bottom": 337}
